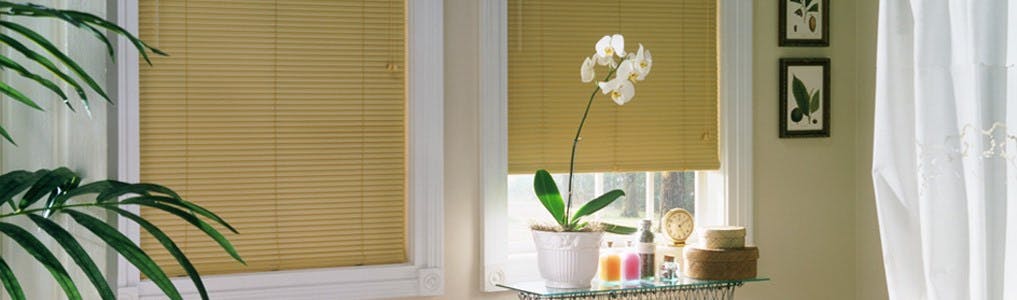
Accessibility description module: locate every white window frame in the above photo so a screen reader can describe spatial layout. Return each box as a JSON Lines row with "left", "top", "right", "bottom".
{"left": 479, "top": 0, "right": 753, "bottom": 291}
{"left": 108, "top": 1, "right": 444, "bottom": 299}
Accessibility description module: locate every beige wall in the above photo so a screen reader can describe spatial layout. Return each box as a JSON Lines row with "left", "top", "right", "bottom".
{"left": 408, "top": 0, "right": 888, "bottom": 299}
{"left": 853, "top": 0, "right": 888, "bottom": 299}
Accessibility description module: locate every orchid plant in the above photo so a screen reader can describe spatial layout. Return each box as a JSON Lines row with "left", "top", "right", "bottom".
{"left": 533, "top": 34, "right": 652, "bottom": 234}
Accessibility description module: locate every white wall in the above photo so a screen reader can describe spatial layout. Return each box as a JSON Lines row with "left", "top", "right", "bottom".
{"left": 0, "top": 1, "right": 111, "bottom": 299}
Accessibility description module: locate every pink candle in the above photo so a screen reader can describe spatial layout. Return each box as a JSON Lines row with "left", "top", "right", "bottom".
{"left": 622, "top": 252, "right": 641, "bottom": 281}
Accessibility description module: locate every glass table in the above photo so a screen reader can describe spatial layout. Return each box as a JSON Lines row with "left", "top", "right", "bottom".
{"left": 497, "top": 277, "right": 768, "bottom": 300}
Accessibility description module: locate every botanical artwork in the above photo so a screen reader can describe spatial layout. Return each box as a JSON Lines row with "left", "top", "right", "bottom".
{"left": 780, "top": 58, "right": 830, "bottom": 138}
{"left": 786, "top": 67, "right": 823, "bottom": 130}
{"left": 779, "top": 0, "right": 829, "bottom": 46}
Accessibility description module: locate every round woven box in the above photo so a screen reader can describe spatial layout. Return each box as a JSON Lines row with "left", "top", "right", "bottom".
{"left": 683, "top": 246, "right": 758, "bottom": 280}
{"left": 700, "top": 226, "right": 746, "bottom": 249}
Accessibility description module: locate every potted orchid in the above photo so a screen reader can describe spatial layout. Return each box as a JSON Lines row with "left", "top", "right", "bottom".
{"left": 531, "top": 34, "right": 652, "bottom": 288}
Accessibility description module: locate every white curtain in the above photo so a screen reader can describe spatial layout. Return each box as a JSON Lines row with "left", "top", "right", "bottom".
{"left": 873, "top": 0, "right": 1017, "bottom": 299}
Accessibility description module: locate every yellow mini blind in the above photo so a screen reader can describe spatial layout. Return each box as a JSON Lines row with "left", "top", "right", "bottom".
{"left": 138, "top": 0, "right": 407, "bottom": 276}
{"left": 508, "top": 0, "right": 719, "bottom": 174}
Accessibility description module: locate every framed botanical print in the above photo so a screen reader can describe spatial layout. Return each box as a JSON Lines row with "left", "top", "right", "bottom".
{"left": 779, "top": 0, "right": 829, "bottom": 47}
{"left": 779, "top": 58, "right": 830, "bottom": 138}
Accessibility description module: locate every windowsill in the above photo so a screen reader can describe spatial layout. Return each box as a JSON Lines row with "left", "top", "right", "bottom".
{"left": 133, "top": 264, "right": 441, "bottom": 300}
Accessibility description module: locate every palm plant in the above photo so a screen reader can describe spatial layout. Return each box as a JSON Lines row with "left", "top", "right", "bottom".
{"left": 0, "top": 2, "right": 243, "bottom": 300}
{"left": 0, "top": 1, "right": 166, "bottom": 144}
{"left": 0, "top": 168, "right": 242, "bottom": 300}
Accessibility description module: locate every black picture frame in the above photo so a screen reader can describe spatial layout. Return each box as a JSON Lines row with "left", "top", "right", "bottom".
{"left": 779, "top": 58, "right": 830, "bottom": 138}
{"left": 778, "top": 0, "right": 829, "bottom": 47}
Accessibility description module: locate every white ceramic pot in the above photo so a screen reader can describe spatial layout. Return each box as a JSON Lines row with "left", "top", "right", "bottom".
{"left": 531, "top": 230, "right": 603, "bottom": 289}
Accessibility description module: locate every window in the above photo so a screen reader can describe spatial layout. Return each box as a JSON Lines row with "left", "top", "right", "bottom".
{"left": 480, "top": 0, "right": 753, "bottom": 290}
{"left": 113, "top": 1, "right": 443, "bottom": 299}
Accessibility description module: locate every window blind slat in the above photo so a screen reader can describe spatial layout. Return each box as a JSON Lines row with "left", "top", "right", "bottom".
{"left": 507, "top": 0, "right": 719, "bottom": 174}
{"left": 139, "top": 0, "right": 407, "bottom": 277}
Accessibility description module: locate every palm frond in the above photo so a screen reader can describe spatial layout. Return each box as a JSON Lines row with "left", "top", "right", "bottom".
{"left": 0, "top": 1, "right": 167, "bottom": 144}
{"left": 0, "top": 168, "right": 242, "bottom": 300}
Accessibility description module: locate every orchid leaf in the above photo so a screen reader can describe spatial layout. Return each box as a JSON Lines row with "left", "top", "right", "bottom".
{"left": 533, "top": 169, "right": 566, "bottom": 225}
{"left": 601, "top": 223, "right": 638, "bottom": 235}
{"left": 570, "top": 189, "right": 624, "bottom": 225}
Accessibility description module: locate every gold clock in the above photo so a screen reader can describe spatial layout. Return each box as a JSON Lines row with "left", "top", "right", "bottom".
{"left": 661, "top": 208, "right": 694, "bottom": 245}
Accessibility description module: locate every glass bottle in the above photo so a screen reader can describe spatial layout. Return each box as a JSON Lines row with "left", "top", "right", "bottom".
{"left": 598, "top": 241, "right": 621, "bottom": 284}
{"left": 659, "top": 255, "right": 678, "bottom": 283}
{"left": 621, "top": 241, "right": 641, "bottom": 283}
{"left": 636, "top": 219, "right": 655, "bottom": 280}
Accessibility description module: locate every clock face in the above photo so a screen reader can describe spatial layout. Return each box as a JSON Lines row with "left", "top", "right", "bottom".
{"left": 662, "top": 208, "right": 694, "bottom": 242}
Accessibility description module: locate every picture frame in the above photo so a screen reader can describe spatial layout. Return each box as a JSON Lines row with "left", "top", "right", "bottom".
{"left": 779, "top": 58, "right": 830, "bottom": 138}
{"left": 778, "top": 0, "right": 829, "bottom": 47}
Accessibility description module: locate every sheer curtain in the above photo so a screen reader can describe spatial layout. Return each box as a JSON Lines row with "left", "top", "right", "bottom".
{"left": 873, "top": 0, "right": 1017, "bottom": 299}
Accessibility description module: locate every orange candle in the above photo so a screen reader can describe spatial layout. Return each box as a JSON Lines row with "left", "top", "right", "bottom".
{"left": 605, "top": 253, "right": 621, "bottom": 281}
{"left": 599, "top": 242, "right": 623, "bottom": 282}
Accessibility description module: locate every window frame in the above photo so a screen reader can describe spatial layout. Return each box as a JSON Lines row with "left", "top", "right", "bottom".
{"left": 109, "top": 1, "right": 444, "bottom": 299}
{"left": 479, "top": 0, "right": 754, "bottom": 291}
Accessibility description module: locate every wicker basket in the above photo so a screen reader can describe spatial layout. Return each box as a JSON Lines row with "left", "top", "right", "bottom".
{"left": 683, "top": 246, "right": 758, "bottom": 280}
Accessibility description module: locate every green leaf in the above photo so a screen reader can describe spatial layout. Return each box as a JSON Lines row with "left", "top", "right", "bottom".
{"left": 28, "top": 215, "right": 115, "bottom": 300}
{"left": 0, "top": 34, "right": 90, "bottom": 109}
{"left": 0, "top": 257, "right": 25, "bottom": 300}
{"left": 791, "top": 75, "right": 811, "bottom": 115}
{"left": 0, "top": 21, "right": 110, "bottom": 105}
{"left": 0, "top": 170, "right": 46, "bottom": 210}
{"left": 0, "top": 3, "right": 168, "bottom": 63}
{"left": 804, "top": 0, "right": 813, "bottom": 7}
{"left": 570, "top": 189, "right": 624, "bottom": 224}
{"left": 115, "top": 197, "right": 245, "bottom": 264}
{"left": 61, "top": 11, "right": 168, "bottom": 64}
{"left": 808, "top": 3, "right": 820, "bottom": 12}
{"left": 810, "top": 89, "right": 821, "bottom": 114}
{"left": 20, "top": 167, "right": 77, "bottom": 209}
{"left": 51, "top": 181, "right": 115, "bottom": 209}
{"left": 791, "top": 107, "right": 804, "bottom": 123}
{"left": 794, "top": 8, "right": 803, "bottom": 17}
{"left": 0, "top": 125, "right": 14, "bottom": 146}
{"left": 118, "top": 193, "right": 238, "bottom": 234}
{"left": 601, "top": 223, "right": 638, "bottom": 235}
{"left": 96, "top": 182, "right": 156, "bottom": 202}
{"left": 109, "top": 207, "right": 211, "bottom": 300}
{"left": 64, "top": 210, "right": 182, "bottom": 300}
{"left": 0, "top": 55, "right": 70, "bottom": 107}
{"left": 533, "top": 169, "right": 566, "bottom": 225}
{"left": 0, "top": 222, "right": 81, "bottom": 300}
{"left": 0, "top": 80, "right": 42, "bottom": 111}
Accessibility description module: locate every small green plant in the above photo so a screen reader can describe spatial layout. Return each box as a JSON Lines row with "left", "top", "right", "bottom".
{"left": 790, "top": 75, "right": 821, "bottom": 124}
{"left": 531, "top": 34, "right": 655, "bottom": 235}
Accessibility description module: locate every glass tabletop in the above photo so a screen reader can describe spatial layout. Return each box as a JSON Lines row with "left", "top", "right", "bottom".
{"left": 497, "top": 277, "right": 769, "bottom": 297}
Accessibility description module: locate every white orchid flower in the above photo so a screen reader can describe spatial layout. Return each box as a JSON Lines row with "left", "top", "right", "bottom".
{"left": 594, "top": 34, "right": 626, "bottom": 66}
{"left": 616, "top": 60, "right": 638, "bottom": 83}
{"left": 580, "top": 57, "right": 595, "bottom": 83}
{"left": 632, "top": 44, "right": 652, "bottom": 81}
{"left": 598, "top": 77, "right": 636, "bottom": 105}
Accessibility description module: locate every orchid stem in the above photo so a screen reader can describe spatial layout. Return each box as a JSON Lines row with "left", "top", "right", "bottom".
{"left": 565, "top": 61, "right": 623, "bottom": 227}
